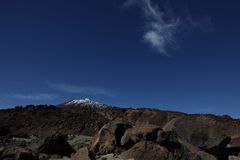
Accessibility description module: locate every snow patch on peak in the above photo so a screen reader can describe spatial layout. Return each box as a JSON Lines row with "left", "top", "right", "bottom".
{"left": 65, "top": 98, "right": 100, "bottom": 105}
{"left": 70, "top": 98, "right": 87, "bottom": 103}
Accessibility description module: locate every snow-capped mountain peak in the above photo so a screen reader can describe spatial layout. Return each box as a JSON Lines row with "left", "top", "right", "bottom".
{"left": 65, "top": 98, "right": 100, "bottom": 106}
{"left": 62, "top": 98, "right": 111, "bottom": 109}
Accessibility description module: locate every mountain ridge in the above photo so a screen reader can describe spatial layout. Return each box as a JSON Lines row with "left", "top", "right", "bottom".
{"left": 1, "top": 100, "right": 240, "bottom": 160}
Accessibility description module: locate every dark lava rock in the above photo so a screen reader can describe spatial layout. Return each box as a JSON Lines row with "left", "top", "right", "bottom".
{"left": 38, "top": 134, "right": 75, "bottom": 157}
{"left": 0, "top": 126, "right": 10, "bottom": 136}
{"left": 156, "top": 130, "right": 181, "bottom": 152}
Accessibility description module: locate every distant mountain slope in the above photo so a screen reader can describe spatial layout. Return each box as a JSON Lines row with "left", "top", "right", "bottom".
{"left": 0, "top": 99, "right": 239, "bottom": 139}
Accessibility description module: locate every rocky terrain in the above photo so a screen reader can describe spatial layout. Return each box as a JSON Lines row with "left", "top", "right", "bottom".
{"left": 1, "top": 99, "right": 240, "bottom": 160}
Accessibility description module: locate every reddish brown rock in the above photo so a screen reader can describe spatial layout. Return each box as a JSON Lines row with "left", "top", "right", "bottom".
{"left": 119, "top": 141, "right": 172, "bottom": 160}
{"left": 90, "top": 121, "right": 132, "bottom": 155}
{"left": 119, "top": 140, "right": 217, "bottom": 160}
{"left": 121, "top": 124, "right": 161, "bottom": 147}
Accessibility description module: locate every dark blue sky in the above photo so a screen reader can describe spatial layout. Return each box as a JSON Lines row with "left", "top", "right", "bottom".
{"left": 1, "top": 0, "right": 240, "bottom": 117}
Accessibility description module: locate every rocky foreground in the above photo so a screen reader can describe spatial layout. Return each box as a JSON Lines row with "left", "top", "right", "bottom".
{"left": 1, "top": 99, "right": 240, "bottom": 160}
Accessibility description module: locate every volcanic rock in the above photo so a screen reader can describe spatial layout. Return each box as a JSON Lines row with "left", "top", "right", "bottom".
{"left": 91, "top": 121, "right": 132, "bottom": 155}
{"left": 38, "top": 134, "right": 75, "bottom": 157}
{"left": 119, "top": 141, "right": 172, "bottom": 160}
{"left": 164, "top": 116, "right": 231, "bottom": 150}
{"left": 120, "top": 124, "right": 161, "bottom": 148}
{"left": 1, "top": 101, "right": 240, "bottom": 160}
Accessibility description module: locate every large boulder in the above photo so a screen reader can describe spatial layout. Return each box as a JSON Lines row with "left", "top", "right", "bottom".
{"left": 119, "top": 140, "right": 217, "bottom": 160}
{"left": 72, "top": 147, "right": 94, "bottom": 160}
{"left": 38, "top": 134, "right": 75, "bottom": 157}
{"left": 119, "top": 141, "right": 172, "bottom": 160}
{"left": 120, "top": 124, "right": 161, "bottom": 148}
{"left": 164, "top": 116, "right": 231, "bottom": 150}
{"left": 120, "top": 129, "right": 217, "bottom": 160}
{"left": 91, "top": 121, "right": 132, "bottom": 155}
{"left": 156, "top": 130, "right": 217, "bottom": 159}
{"left": 179, "top": 141, "right": 217, "bottom": 160}
{"left": 164, "top": 116, "right": 232, "bottom": 159}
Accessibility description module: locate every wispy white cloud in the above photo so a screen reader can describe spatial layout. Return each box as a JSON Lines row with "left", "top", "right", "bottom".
{"left": 124, "top": 0, "right": 180, "bottom": 56}
{"left": 47, "top": 81, "right": 117, "bottom": 97}
{"left": 8, "top": 93, "right": 57, "bottom": 101}
{"left": 123, "top": 0, "right": 212, "bottom": 56}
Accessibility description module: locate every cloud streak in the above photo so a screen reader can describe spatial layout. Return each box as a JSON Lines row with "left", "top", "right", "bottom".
{"left": 47, "top": 82, "right": 117, "bottom": 97}
{"left": 9, "top": 93, "right": 57, "bottom": 101}
{"left": 123, "top": 0, "right": 212, "bottom": 56}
